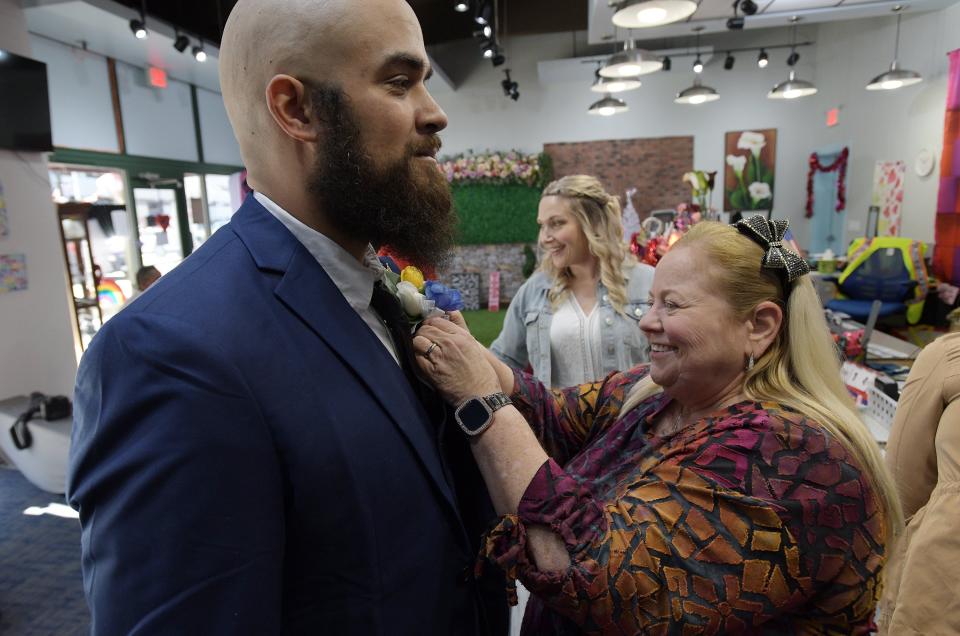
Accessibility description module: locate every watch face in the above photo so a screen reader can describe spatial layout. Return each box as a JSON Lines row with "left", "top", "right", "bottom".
{"left": 457, "top": 398, "right": 491, "bottom": 433}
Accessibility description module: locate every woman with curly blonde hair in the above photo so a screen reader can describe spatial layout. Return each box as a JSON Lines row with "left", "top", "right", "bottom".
{"left": 491, "top": 175, "right": 654, "bottom": 389}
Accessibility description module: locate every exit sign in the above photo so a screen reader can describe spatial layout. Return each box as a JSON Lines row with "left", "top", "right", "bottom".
{"left": 826, "top": 107, "right": 839, "bottom": 127}
{"left": 148, "top": 67, "right": 168, "bottom": 88}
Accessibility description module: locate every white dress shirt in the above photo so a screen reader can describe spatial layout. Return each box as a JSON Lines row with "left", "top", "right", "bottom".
{"left": 254, "top": 192, "right": 400, "bottom": 365}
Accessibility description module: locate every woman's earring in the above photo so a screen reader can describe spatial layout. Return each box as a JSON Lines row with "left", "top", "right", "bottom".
{"left": 746, "top": 353, "right": 755, "bottom": 371}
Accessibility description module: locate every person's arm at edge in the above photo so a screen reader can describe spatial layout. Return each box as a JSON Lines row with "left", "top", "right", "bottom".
{"left": 885, "top": 336, "right": 948, "bottom": 518}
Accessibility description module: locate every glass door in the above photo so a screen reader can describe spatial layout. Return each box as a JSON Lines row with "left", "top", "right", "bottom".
{"left": 132, "top": 181, "right": 191, "bottom": 277}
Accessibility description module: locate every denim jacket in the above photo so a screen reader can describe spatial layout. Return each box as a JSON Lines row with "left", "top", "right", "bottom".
{"left": 490, "top": 264, "right": 655, "bottom": 388}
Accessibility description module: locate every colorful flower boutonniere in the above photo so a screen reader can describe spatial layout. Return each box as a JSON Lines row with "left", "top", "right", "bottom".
{"left": 382, "top": 266, "right": 465, "bottom": 328}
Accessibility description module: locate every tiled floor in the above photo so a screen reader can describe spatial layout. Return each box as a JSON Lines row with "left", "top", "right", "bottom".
{"left": 0, "top": 467, "right": 88, "bottom": 635}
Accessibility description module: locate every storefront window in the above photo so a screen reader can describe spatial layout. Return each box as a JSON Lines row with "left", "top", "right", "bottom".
{"left": 133, "top": 187, "right": 184, "bottom": 276}
{"left": 205, "top": 174, "right": 233, "bottom": 233}
{"left": 184, "top": 174, "right": 209, "bottom": 249}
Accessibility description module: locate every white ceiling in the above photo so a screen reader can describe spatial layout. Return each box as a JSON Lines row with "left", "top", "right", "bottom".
{"left": 24, "top": 0, "right": 224, "bottom": 91}
{"left": 22, "top": 0, "right": 455, "bottom": 94}
{"left": 589, "top": 0, "right": 959, "bottom": 43}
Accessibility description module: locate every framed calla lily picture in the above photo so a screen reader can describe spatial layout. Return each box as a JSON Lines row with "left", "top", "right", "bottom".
{"left": 724, "top": 129, "right": 776, "bottom": 212}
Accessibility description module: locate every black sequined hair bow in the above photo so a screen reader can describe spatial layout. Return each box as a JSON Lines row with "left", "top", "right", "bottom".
{"left": 735, "top": 216, "right": 810, "bottom": 283}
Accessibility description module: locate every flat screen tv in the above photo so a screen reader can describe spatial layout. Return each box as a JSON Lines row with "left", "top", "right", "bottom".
{"left": 0, "top": 49, "right": 53, "bottom": 152}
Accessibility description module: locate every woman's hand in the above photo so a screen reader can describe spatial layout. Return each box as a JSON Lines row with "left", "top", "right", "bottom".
{"left": 414, "top": 316, "right": 501, "bottom": 405}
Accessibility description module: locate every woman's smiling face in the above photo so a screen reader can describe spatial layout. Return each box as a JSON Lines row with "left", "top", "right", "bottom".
{"left": 537, "top": 196, "right": 592, "bottom": 271}
{"left": 638, "top": 246, "right": 751, "bottom": 399}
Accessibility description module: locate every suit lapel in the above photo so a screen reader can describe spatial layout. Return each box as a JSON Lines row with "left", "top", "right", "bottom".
{"left": 230, "top": 197, "right": 461, "bottom": 521}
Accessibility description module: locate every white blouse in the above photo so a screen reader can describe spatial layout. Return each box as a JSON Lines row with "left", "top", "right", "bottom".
{"left": 549, "top": 294, "right": 604, "bottom": 388}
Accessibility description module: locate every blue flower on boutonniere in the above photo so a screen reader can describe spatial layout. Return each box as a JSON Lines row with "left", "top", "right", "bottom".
{"left": 424, "top": 280, "right": 465, "bottom": 313}
{"left": 381, "top": 266, "right": 465, "bottom": 328}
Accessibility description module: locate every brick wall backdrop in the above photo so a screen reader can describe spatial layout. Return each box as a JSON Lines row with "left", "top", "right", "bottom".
{"left": 544, "top": 137, "right": 694, "bottom": 217}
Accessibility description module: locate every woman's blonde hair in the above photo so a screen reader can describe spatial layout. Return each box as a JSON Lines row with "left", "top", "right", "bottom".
{"left": 622, "top": 221, "right": 903, "bottom": 543}
{"left": 539, "top": 175, "right": 632, "bottom": 315}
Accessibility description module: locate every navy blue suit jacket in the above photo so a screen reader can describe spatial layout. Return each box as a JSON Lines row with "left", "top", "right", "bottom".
{"left": 67, "top": 196, "right": 507, "bottom": 635}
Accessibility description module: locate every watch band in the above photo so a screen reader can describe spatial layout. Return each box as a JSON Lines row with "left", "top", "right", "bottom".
{"left": 481, "top": 392, "right": 512, "bottom": 412}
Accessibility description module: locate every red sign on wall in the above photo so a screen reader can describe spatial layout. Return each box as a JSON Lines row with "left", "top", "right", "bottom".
{"left": 488, "top": 271, "right": 501, "bottom": 312}
{"left": 148, "top": 67, "right": 168, "bottom": 88}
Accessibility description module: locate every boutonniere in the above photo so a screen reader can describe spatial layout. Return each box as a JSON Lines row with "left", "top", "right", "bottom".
{"left": 381, "top": 266, "right": 465, "bottom": 327}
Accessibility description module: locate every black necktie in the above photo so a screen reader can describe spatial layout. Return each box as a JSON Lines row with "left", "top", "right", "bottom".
{"left": 370, "top": 281, "right": 429, "bottom": 397}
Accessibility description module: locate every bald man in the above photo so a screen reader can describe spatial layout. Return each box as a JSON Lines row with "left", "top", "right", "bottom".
{"left": 67, "top": 1, "right": 508, "bottom": 633}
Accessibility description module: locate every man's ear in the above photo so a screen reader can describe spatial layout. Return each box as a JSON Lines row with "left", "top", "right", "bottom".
{"left": 747, "top": 300, "right": 783, "bottom": 357}
{"left": 265, "top": 75, "right": 319, "bottom": 143}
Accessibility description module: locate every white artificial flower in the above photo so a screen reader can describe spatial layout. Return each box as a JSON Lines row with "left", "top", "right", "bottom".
{"left": 737, "top": 131, "right": 767, "bottom": 157}
{"left": 726, "top": 154, "right": 747, "bottom": 176}
{"left": 396, "top": 281, "right": 432, "bottom": 318}
{"left": 748, "top": 181, "right": 772, "bottom": 203}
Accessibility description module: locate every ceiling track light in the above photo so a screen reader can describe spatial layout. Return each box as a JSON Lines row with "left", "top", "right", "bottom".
{"left": 474, "top": 1, "right": 492, "bottom": 25}
{"left": 787, "top": 50, "right": 800, "bottom": 66}
{"left": 588, "top": 92, "right": 629, "bottom": 116}
{"left": 130, "top": 19, "right": 147, "bottom": 39}
{"left": 691, "top": 27, "right": 704, "bottom": 74}
{"left": 675, "top": 77, "right": 720, "bottom": 104}
{"left": 866, "top": 6, "right": 923, "bottom": 91}
{"left": 453, "top": 1, "right": 470, "bottom": 12}
{"left": 129, "top": 0, "right": 148, "bottom": 39}
{"left": 599, "top": 39, "right": 663, "bottom": 78}
{"left": 193, "top": 42, "right": 207, "bottom": 63}
{"left": 724, "top": 52, "right": 735, "bottom": 70}
{"left": 173, "top": 30, "right": 190, "bottom": 53}
{"left": 757, "top": 49, "right": 769, "bottom": 68}
{"left": 501, "top": 69, "right": 519, "bottom": 101}
{"left": 611, "top": 0, "right": 698, "bottom": 28}
{"left": 662, "top": 56, "right": 672, "bottom": 71}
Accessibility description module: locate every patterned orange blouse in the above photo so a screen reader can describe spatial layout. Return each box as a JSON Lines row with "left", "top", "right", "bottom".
{"left": 477, "top": 366, "right": 887, "bottom": 635}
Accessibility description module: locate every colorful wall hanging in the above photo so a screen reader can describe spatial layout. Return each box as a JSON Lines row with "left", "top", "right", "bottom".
{"left": 805, "top": 147, "right": 848, "bottom": 218}
{"left": 0, "top": 179, "right": 7, "bottom": 237}
{"left": 0, "top": 253, "right": 27, "bottom": 293}
{"left": 934, "top": 49, "right": 960, "bottom": 285}
{"left": 724, "top": 129, "right": 776, "bottom": 212}
{"left": 871, "top": 161, "right": 906, "bottom": 236}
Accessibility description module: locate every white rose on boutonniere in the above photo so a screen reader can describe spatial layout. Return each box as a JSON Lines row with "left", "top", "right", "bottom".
{"left": 396, "top": 281, "right": 436, "bottom": 319}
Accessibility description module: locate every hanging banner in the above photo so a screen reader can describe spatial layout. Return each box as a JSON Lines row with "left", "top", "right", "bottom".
{"left": 871, "top": 161, "right": 906, "bottom": 236}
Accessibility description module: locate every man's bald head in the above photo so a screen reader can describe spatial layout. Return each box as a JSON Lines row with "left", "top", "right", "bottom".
{"left": 219, "top": 0, "right": 425, "bottom": 173}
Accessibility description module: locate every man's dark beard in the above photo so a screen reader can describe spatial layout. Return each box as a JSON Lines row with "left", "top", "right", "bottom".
{"left": 306, "top": 83, "right": 457, "bottom": 269}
